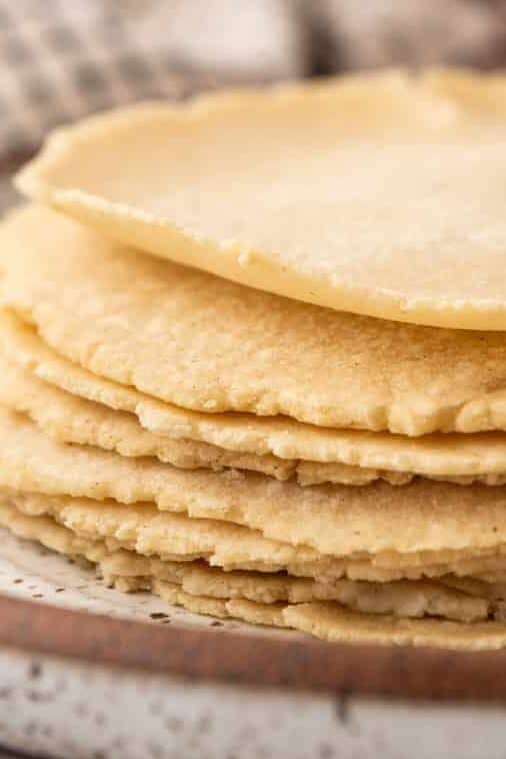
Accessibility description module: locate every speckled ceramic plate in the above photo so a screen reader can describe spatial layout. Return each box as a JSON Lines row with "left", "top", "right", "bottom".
{"left": 3, "top": 527, "right": 506, "bottom": 700}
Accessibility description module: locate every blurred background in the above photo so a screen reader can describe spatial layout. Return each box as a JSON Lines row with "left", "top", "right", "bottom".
{"left": 2, "top": 0, "right": 506, "bottom": 207}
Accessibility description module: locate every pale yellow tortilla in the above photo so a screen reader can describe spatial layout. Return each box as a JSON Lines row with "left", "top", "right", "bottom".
{"left": 1, "top": 500, "right": 490, "bottom": 623}
{"left": 3, "top": 488, "right": 328, "bottom": 575}
{"left": 282, "top": 603, "right": 506, "bottom": 650}
{"left": 5, "top": 499, "right": 506, "bottom": 648}
{"left": 438, "top": 575, "right": 506, "bottom": 605}
{"left": 4, "top": 208, "right": 506, "bottom": 437}
{"left": 5, "top": 333, "right": 506, "bottom": 488}
{"left": 15, "top": 69, "right": 506, "bottom": 332}
{"left": 8, "top": 486, "right": 506, "bottom": 583}
{"left": 0, "top": 345, "right": 296, "bottom": 482}
{"left": 5, "top": 409, "right": 506, "bottom": 563}
{"left": 6, "top": 310, "right": 506, "bottom": 483}
{"left": 138, "top": 586, "right": 506, "bottom": 649}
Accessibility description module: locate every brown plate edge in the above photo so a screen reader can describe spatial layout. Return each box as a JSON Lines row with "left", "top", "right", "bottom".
{"left": 1, "top": 593, "right": 505, "bottom": 700}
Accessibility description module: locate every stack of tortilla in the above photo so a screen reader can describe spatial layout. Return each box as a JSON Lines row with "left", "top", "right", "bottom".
{"left": 3, "top": 69, "right": 506, "bottom": 648}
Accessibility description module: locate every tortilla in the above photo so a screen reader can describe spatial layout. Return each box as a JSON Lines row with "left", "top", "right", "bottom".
{"left": 4, "top": 207, "right": 506, "bottom": 437}
{"left": 0, "top": 345, "right": 296, "bottom": 481}
{"left": 282, "top": 603, "right": 506, "bottom": 650}
{"left": 3, "top": 500, "right": 493, "bottom": 623}
{"left": 139, "top": 587, "right": 506, "bottom": 648}
{"left": 5, "top": 409, "right": 506, "bottom": 564}
{"left": 6, "top": 334, "right": 506, "bottom": 488}
{"left": 6, "top": 310, "right": 506, "bottom": 482}
{"left": 5, "top": 499, "right": 506, "bottom": 646}
{"left": 3, "top": 488, "right": 327, "bottom": 573}
{"left": 10, "top": 486, "right": 506, "bottom": 583}
{"left": 15, "top": 69, "right": 506, "bottom": 331}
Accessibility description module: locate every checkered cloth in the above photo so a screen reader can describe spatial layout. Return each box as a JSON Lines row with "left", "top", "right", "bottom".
{"left": 0, "top": 0, "right": 307, "bottom": 163}
{"left": 0, "top": 0, "right": 203, "bottom": 161}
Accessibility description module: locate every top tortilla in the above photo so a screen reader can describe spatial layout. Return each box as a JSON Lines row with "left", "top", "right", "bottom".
{"left": 15, "top": 68, "right": 506, "bottom": 330}
{"left": 4, "top": 205, "right": 506, "bottom": 436}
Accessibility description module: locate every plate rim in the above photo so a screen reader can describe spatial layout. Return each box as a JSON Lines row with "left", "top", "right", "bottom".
{"left": 1, "top": 591, "right": 506, "bottom": 700}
